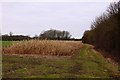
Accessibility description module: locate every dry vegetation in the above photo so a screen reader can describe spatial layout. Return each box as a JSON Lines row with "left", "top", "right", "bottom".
{"left": 3, "top": 40, "right": 82, "bottom": 56}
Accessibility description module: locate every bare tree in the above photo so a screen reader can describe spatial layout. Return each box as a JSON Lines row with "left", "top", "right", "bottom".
{"left": 39, "top": 29, "right": 72, "bottom": 40}
{"left": 9, "top": 32, "right": 13, "bottom": 36}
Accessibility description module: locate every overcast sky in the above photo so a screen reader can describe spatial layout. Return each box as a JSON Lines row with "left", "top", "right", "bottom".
{"left": 1, "top": 2, "right": 113, "bottom": 38}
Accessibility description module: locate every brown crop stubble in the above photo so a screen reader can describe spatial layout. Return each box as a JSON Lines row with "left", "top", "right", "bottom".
{"left": 3, "top": 40, "right": 83, "bottom": 56}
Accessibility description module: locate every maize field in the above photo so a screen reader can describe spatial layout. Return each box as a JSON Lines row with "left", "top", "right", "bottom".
{"left": 3, "top": 40, "right": 82, "bottom": 56}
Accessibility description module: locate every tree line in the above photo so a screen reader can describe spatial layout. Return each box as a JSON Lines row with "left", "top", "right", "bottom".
{"left": 39, "top": 29, "right": 71, "bottom": 40}
{"left": 1, "top": 29, "right": 81, "bottom": 41}
{"left": 82, "top": 1, "right": 120, "bottom": 59}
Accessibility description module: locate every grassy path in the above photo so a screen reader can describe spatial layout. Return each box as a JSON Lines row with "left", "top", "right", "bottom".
{"left": 73, "top": 44, "right": 119, "bottom": 78}
{"left": 2, "top": 42, "right": 120, "bottom": 78}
